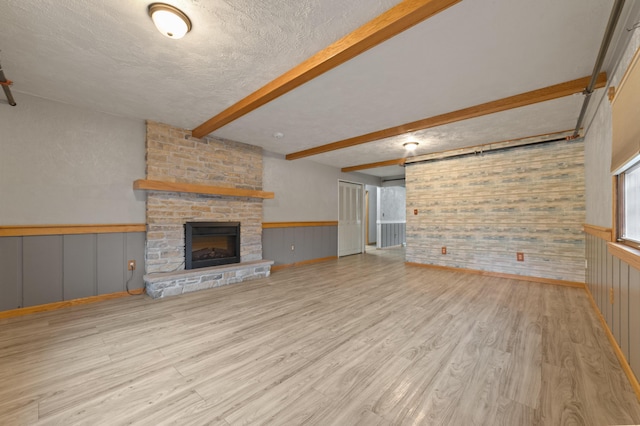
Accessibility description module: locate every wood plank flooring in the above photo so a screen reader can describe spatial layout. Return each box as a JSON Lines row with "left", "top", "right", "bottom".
{"left": 1, "top": 248, "right": 639, "bottom": 425}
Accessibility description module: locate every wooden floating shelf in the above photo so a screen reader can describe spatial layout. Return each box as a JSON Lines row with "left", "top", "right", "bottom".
{"left": 133, "top": 179, "right": 274, "bottom": 199}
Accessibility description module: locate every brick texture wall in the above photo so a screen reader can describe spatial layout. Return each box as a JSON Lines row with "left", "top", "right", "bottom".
{"left": 145, "top": 121, "right": 263, "bottom": 273}
{"left": 406, "top": 139, "right": 585, "bottom": 283}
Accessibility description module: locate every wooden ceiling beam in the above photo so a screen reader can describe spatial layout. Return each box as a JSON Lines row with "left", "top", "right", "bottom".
{"left": 339, "top": 129, "right": 576, "bottom": 173}
{"left": 286, "top": 73, "right": 607, "bottom": 160}
{"left": 192, "top": 0, "right": 462, "bottom": 139}
{"left": 341, "top": 158, "right": 406, "bottom": 173}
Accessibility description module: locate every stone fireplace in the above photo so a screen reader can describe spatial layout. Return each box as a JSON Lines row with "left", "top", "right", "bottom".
{"left": 141, "top": 121, "right": 272, "bottom": 298}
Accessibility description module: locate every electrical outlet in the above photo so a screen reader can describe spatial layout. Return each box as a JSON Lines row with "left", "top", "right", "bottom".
{"left": 516, "top": 252, "right": 524, "bottom": 262}
{"left": 128, "top": 260, "right": 136, "bottom": 271}
{"left": 441, "top": 247, "right": 447, "bottom": 255}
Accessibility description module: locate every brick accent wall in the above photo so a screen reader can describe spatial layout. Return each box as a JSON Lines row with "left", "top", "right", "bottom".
{"left": 145, "top": 121, "right": 263, "bottom": 273}
{"left": 406, "top": 139, "right": 585, "bottom": 283}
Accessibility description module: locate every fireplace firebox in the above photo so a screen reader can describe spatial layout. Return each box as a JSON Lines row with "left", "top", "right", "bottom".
{"left": 184, "top": 222, "right": 240, "bottom": 269}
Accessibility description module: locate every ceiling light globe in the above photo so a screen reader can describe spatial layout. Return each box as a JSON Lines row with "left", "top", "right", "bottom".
{"left": 403, "top": 142, "right": 419, "bottom": 151}
{"left": 148, "top": 4, "right": 192, "bottom": 39}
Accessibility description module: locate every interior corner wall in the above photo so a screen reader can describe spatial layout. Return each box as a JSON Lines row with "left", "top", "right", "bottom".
{"left": 261, "top": 151, "right": 380, "bottom": 266}
{"left": 583, "top": 30, "right": 640, "bottom": 383}
{"left": 262, "top": 151, "right": 381, "bottom": 222}
{"left": 584, "top": 94, "right": 613, "bottom": 228}
{"left": 585, "top": 32, "right": 640, "bottom": 228}
{"left": 406, "top": 139, "right": 586, "bottom": 283}
{"left": 0, "top": 92, "right": 146, "bottom": 225}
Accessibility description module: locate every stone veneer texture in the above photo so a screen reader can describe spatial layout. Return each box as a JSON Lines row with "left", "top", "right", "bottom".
{"left": 406, "top": 139, "right": 585, "bottom": 283}
{"left": 145, "top": 121, "right": 263, "bottom": 273}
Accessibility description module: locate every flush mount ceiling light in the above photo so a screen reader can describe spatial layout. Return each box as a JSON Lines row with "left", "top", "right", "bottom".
{"left": 148, "top": 3, "right": 192, "bottom": 39}
{"left": 403, "top": 141, "right": 419, "bottom": 151}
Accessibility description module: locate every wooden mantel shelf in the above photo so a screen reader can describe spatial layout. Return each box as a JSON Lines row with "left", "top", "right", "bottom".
{"left": 133, "top": 179, "right": 274, "bottom": 199}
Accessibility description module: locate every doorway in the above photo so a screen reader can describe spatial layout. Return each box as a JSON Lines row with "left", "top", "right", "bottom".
{"left": 338, "top": 180, "right": 364, "bottom": 257}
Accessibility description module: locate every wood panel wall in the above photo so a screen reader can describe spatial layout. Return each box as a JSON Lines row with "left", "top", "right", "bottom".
{"left": 586, "top": 233, "right": 640, "bottom": 381}
{"left": 262, "top": 224, "right": 337, "bottom": 268}
{"left": 379, "top": 222, "right": 406, "bottom": 248}
{"left": 0, "top": 232, "right": 145, "bottom": 312}
{"left": 406, "top": 139, "right": 585, "bottom": 282}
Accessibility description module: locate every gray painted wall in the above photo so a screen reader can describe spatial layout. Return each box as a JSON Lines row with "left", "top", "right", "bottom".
{"left": 262, "top": 151, "right": 381, "bottom": 222}
{"left": 366, "top": 185, "right": 378, "bottom": 244}
{"left": 379, "top": 223, "right": 406, "bottom": 248}
{"left": 586, "top": 235, "right": 640, "bottom": 380}
{"left": 0, "top": 232, "right": 145, "bottom": 311}
{"left": 0, "top": 93, "right": 146, "bottom": 225}
{"left": 584, "top": 28, "right": 640, "bottom": 227}
{"left": 583, "top": 22, "right": 640, "bottom": 385}
{"left": 262, "top": 226, "right": 337, "bottom": 266}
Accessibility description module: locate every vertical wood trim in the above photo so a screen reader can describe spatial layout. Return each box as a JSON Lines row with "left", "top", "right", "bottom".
{"left": 622, "top": 262, "right": 631, "bottom": 359}
{"left": 94, "top": 233, "right": 98, "bottom": 296}
{"left": 584, "top": 284, "right": 640, "bottom": 401}
{"left": 18, "top": 237, "right": 23, "bottom": 309}
{"left": 613, "top": 175, "right": 617, "bottom": 239}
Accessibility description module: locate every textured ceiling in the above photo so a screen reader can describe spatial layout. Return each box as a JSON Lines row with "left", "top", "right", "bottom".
{"left": 0, "top": 0, "right": 632, "bottom": 177}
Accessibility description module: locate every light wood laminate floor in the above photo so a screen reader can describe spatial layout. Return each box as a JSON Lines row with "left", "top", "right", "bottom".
{"left": 1, "top": 248, "right": 639, "bottom": 425}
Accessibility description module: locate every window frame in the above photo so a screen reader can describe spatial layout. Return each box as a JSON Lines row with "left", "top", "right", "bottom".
{"left": 616, "top": 159, "right": 640, "bottom": 250}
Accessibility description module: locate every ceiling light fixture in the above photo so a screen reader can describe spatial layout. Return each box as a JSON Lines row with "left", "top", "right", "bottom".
{"left": 403, "top": 141, "right": 419, "bottom": 151}
{"left": 148, "top": 3, "right": 192, "bottom": 39}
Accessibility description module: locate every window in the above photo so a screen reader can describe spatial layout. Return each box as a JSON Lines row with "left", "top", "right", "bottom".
{"left": 618, "top": 159, "right": 640, "bottom": 249}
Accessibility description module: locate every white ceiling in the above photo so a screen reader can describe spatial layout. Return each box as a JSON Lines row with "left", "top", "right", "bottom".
{"left": 0, "top": 0, "right": 634, "bottom": 178}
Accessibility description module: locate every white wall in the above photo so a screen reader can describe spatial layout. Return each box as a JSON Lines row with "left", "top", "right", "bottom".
{"left": 378, "top": 186, "right": 406, "bottom": 222}
{"left": 0, "top": 93, "right": 146, "bottom": 225}
{"left": 262, "top": 151, "right": 381, "bottom": 222}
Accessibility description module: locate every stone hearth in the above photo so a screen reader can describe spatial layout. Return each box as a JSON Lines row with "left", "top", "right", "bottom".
{"left": 144, "top": 260, "right": 273, "bottom": 299}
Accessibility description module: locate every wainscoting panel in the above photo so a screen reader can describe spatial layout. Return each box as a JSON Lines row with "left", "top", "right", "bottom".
{"left": 0, "top": 237, "right": 21, "bottom": 311}
{"left": 126, "top": 232, "right": 146, "bottom": 292}
{"left": 0, "top": 231, "right": 145, "bottom": 312}
{"left": 379, "top": 222, "right": 405, "bottom": 248}
{"left": 621, "top": 259, "right": 631, "bottom": 357}
{"left": 262, "top": 225, "right": 337, "bottom": 266}
{"left": 23, "top": 236, "right": 64, "bottom": 307}
{"left": 586, "top": 232, "right": 640, "bottom": 381}
{"left": 630, "top": 267, "right": 640, "bottom": 377}
{"left": 63, "top": 234, "right": 96, "bottom": 300}
{"left": 97, "top": 233, "right": 126, "bottom": 295}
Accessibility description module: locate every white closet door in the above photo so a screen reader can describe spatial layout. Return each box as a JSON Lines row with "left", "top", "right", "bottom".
{"left": 338, "top": 181, "right": 363, "bottom": 257}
